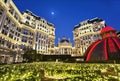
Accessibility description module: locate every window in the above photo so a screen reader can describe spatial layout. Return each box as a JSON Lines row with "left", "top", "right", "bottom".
{"left": 2, "top": 41, "right": 4, "bottom": 45}
{"left": 14, "top": 37, "right": 16, "bottom": 40}
{"left": 35, "top": 44, "right": 37, "bottom": 50}
{"left": 36, "top": 37, "right": 38, "bottom": 42}
{"left": 43, "top": 20, "right": 45, "bottom": 23}
{"left": 17, "top": 38, "right": 19, "bottom": 41}
{"left": 17, "top": 28, "right": 21, "bottom": 32}
{"left": 36, "top": 32, "right": 39, "bottom": 36}
{"left": 6, "top": 17, "right": 10, "bottom": 24}
{"left": 22, "top": 36, "right": 27, "bottom": 42}
{"left": 9, "top": 34, "right": 13, "bottom": 39}
{"left": 0, "top": 11, "right": 2, "bottom": 15}
{"left": 23, "top": 29, "right": 28, "bottom": 35}
{"left": 14, "top": 14, "right": 18, "bottom": 20}
{"left": 25, "top": 21, "right": 29, "bottom": 25}
{"left": 10, "top": 30, "right": 14, "bottom": 34}
{"left": 18, "top": 33, "right": 20, "bottom": 37}
{"left": 1, "top": 30, "right": 7, "bottom": 35}
{"left": 26, "top": 16, "right": 30, "bottom": 20}
{"left": 1, "top": 30, "right": 5, "bottom": 34}
{"left": 4, "top": 0, "right": 8, "bottom": 3}
{"left": 30, "top": 32, "right": 33, "bottom": 36}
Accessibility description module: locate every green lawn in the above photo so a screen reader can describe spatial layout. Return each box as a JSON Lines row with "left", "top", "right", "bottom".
{"left": 0, "top": 62, "right": 120, "bottom": 81}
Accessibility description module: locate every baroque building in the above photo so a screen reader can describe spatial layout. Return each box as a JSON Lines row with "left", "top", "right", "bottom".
{"left": 0, "top": 0, "right": 55, "bottom": 63}
{"left": 55, "top": 37, "right": 76, "bottom": 55}
{"left": 21, "top": 10, "right": 55, "bottom": 54}
{"left": 73, "top": 17, "right": 106, "bottom": 56}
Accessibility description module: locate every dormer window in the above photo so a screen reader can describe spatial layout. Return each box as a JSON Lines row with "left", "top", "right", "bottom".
{"left": 25, "top": 21, "right": 29, "bottom": 25}
{"left": 4, "top": 0, "right": 7, "bottom": 3}
{"left": 26, "top": 16, "right": 30, "bottom": 20}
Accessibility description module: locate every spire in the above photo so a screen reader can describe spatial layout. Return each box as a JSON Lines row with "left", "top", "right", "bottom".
{"left": 58, "top": 38, "right": 60, "bottom": 43}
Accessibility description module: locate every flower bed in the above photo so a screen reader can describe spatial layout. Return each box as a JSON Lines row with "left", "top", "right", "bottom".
{"left": 0, "top": 62, "right": 120, "bottom": 81}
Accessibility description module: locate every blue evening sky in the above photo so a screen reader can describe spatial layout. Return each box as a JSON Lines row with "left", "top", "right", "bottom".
{"left": 13, "top": 0, "right": 120, "bottom": 46}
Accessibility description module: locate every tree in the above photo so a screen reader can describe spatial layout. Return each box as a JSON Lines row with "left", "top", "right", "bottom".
{"left": 23, "top": 48, "right": 42, "bottom": 62}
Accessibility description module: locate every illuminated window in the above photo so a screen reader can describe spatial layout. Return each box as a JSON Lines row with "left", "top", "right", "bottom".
{"left": 25, "top": 21, "right": 29, "bottom": 25}
{"left": 22, "top": 36, "right": 27, "bottom": 42}
{"left": 26, "top": 16, "right": 30, "bottom": 20}
{"left": 4, "top": 0, "right": 7, "bottom": 3}
{"left": 2, "top": 30, "right": 7, "bottom": 35}
{"left": 23, "top": 29, "right": 28, "bottom": 35}
{"left": 9, "top": 34, "right": 13, "bottom": 39}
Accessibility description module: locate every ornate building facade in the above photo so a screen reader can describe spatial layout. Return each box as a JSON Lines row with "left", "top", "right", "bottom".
{"left": 0, "top": 0, "right": 55, "bottom": 63}
{"left": 21, "top": 10, "right": 55, "bottom": 54}
{"left": 55, "top": 37, "right": 76, "bottom": 55}
{"left": 73, "top": 17, "right": 106, "bottom": 56}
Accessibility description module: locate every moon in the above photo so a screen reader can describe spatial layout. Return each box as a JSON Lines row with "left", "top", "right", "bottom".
{"left": 51, "top": 12, "right": 55, "bottom": 15}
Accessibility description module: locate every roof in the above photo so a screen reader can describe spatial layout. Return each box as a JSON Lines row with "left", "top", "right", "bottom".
{"left": 60, "top": 37, "right": 70, "bottom": 43}
{"left": 100, "top": 26, "right": 115, "bottom": 34}
{"left": 87, "top": 17, "right": 103, "bottom": 23}
{"left": 85, "top": 37, "right": 120, "bottom": 61}
{"left": 73, "top": 24, "right": 81, "bottom": 30}
{"left": 25, "top": 10, "right": 41, "bottom": 20}
{"left": 23, "top": 10, "right": 55, "bottom": 28}
{"left": 47, "top": 22, "right": 55, "bottom": 27}
{"left": 73, "top": 17, "right": 103, "bottom": 30}
{"left": 60, "top": 39, "right": 70, "bottom": 43}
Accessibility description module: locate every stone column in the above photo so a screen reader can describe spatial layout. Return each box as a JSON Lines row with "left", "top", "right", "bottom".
{"left": 62, "top": 48, "right": 64, "bottom": 54}
{"left": 4, "top": 40, "right": 7, "bottom": 48}
{"left": 0, "top": 10, "right": 6, "bottom": 33}
{"left": 3, "top": 56, "right": 6, "bottom": 63}
{"left": 15, "top": 54, "right": 18, "bottom": 63}
{"left": 0, "top": 9, "right": 5, "bottom": 25}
